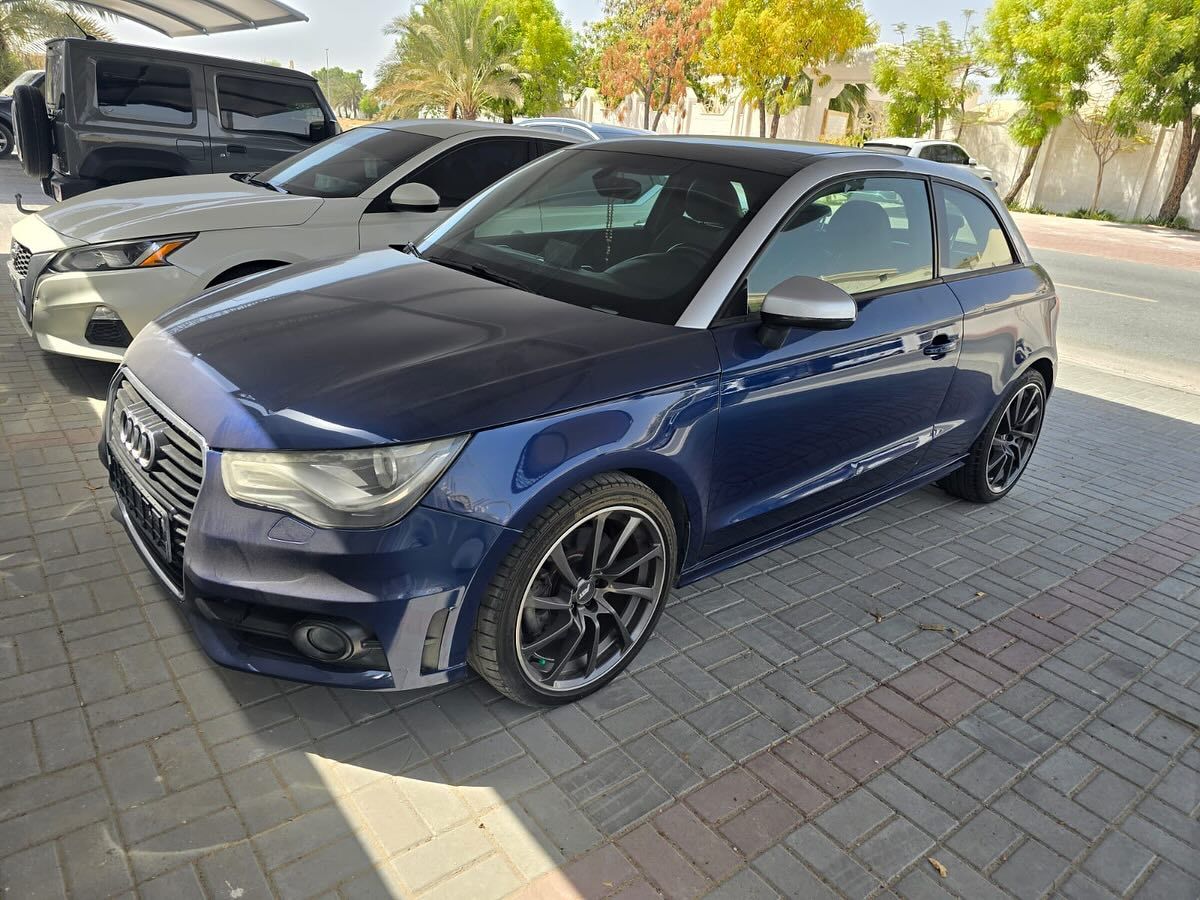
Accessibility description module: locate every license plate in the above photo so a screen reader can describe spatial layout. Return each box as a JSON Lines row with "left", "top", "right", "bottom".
{"left": 110, "top": 453, "right": 173, "bottom": 562}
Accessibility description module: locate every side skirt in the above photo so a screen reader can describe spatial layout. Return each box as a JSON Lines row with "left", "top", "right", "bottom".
{"left": 678, "top": 455, "right": 968, "bottom": 586}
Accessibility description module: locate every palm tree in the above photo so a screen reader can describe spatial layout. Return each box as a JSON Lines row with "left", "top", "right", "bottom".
{"left": 375, "top": 0, "right": 522, "bottom": 120}
{"left": 0, "top": 2, "right": 112, "bottom": 84}
{"left": 829, "top": 82, "right": 871, "bottom": 131}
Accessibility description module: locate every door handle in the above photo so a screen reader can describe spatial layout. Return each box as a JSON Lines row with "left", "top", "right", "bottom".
{"left": 226, "top": 144, "right": 247, "bottom": 154}
{"left": 923, "top": 334, "right": 960, "bottom": 358}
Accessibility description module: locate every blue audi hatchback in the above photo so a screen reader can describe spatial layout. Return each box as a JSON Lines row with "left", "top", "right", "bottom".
{"left": 102, "top": 138, "right": 1057, "bottom": 705}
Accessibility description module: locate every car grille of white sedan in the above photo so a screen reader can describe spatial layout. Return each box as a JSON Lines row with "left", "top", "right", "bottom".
{"left": 10, "top": 240, "right": 32, "bottom": 278}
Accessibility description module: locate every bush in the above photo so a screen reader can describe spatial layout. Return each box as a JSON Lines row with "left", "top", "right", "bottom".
{"left": 1066, "top": 208, "right": 1118, "bottom": 221}
{"left": 1139, "top": 214, "right": 1192, "bottom": 231}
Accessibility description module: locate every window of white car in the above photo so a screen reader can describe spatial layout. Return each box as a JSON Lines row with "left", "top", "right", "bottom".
{"left": 256, "top": 127, "right": 439, "bottom": 198}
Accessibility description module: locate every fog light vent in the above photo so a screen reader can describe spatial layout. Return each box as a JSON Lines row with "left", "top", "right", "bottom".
{"left": 85, "top": 306, "right": 132, "bottom": 348}
{"left": 421, "top": 608, "right": 451, "bottom": 674}
{"left": 291, "top": 619, "right": 364, "bottom": 663}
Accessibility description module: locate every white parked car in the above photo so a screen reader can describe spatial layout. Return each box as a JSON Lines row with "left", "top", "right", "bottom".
{"left": 9, "top": 120, "right": 576, "bottom": 361}
{"left": 863, "top": 137, "right": 997, "bottom": 186}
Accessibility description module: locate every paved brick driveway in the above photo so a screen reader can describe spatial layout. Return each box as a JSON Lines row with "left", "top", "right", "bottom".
{"left": 1, "top": 186, "right": 1198, "bottom": 898}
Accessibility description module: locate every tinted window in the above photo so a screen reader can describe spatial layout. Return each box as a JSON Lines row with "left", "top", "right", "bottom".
{"left": 405, "top": 139, "right": 534, "bottom": 207}
{"left": 419, "top": 149, "right": 783, "bottom": 325}
{"left": 941, "top": 144, "right": 970, "bottom": 165}
{"left": 936, "top": 184, "right": 1015, "bottom": 274}
{"left": 258, "top": 127, "right": 438, "bottom": 198}
{"left": 217, "top": 76, "right": 323, "bottom": 138}
{"left": 95, "top": 59, "right": 193, "bottom": 126}
{"left": 745, "top": 176, "right": 934, "bottom": 307}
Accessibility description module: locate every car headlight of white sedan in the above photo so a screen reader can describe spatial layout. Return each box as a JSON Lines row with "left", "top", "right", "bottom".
{"left": 221, "top": 437, "right": 469, "bottom": 529}
{"left": 50, "top": 235, "right": 196, "bottom": 273}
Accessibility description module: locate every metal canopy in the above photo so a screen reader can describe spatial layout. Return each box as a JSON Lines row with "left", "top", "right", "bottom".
{"left": 44, "top": 0, "right": 309, "bottom": 37}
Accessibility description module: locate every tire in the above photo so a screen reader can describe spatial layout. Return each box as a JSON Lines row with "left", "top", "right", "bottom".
{"left": 0, "top": 122, "right": 13, "bottom": 160}
{"left": 13, "top": 85, "right": 51, "bottom": 179}
{"left": 940, "top": 369, "right": 1047, "bottom": 503}
{"left": 469, "top": 473, "right": 677, "bottom": 706}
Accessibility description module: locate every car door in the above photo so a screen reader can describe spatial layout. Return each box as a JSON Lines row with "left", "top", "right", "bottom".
{"left": 85, "top": 53, "right": 210, "bottom": 176}
{"left": 703, "top": 175, "right": 965, "bottom": 556}
{"left": 206, "top": 70, "right": 330, "bottom": 173}
{"left": 358, "top": 137, "right": 564, "bottom": 250}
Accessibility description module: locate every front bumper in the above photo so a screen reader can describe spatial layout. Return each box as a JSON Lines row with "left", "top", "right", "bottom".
{"left": 26, "top": 266, "right": 201, "bottom": 362}
{"left": 100, "top": 437, "right": 518, "bottom": 691}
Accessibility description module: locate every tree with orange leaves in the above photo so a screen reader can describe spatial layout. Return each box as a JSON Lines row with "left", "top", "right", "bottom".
{"left": 591, "top": 0, "right": 716, "bottom": 130}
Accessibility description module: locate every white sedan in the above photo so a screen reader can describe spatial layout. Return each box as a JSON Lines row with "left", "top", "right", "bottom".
{"left": 9, "top": 120, "right": 575, "bottom": 361}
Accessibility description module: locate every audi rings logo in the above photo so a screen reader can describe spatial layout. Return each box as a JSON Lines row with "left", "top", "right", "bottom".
{"left": 118, "top": 409, "right": 162, "bottom": 470}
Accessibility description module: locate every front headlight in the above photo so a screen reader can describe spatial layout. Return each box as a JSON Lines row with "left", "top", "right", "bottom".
{"left": 51, "top": 235, "right": 196, "bottom": 273}
{"left": 221, "top": 436, "right": 468, "bottom": 529}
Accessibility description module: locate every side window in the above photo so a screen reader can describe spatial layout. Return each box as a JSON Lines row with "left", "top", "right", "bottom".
{"left": 405, "top": 139, "right": 533, "bottom": 208}
{"left": 935, "top": 184, "right": 1016, "bottom": 275}
{"left": 217, "top": 76, "right": 324, "bottom": 138}
{"left": 95, "top": 59, "right": 193, "bottom": 126}
{"left": 942, "top": 145, "right": 970, "bottom": 165}
{"left": 743, "top": 176, "right": 935, "bottom": 310}
{"left": 918, "top": 145, "right": 942, "bottom": 161}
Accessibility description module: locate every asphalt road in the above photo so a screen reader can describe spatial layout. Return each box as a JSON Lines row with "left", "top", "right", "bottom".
{"left": 1036, "top": 247, "right": 1200, "bottom": 394}
{"left": 0, "top": 158, "right": 1195, "bottom": 392}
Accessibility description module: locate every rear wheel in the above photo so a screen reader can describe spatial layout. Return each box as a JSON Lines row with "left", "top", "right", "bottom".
{"left": 470, "top": 474, "right": 676, "bottom": 706}
{"left": 940, "top": 369, "right": 1047, "bottom": 503}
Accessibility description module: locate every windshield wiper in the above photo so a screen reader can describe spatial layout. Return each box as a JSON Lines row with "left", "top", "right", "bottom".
{"left": 232, "top": 172, "right": 288, "bottom": 194}
{"left": 423, "top": 255, "right": 533, "bottom": 293}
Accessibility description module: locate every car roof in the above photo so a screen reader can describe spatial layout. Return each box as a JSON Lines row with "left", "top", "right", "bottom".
{"left": 566, "top": 136, "right": 993, "bottom": 188}
{"left": 368, "top": 119, "right": 582, "bottom": 141}
{"left": 521, "top": 117, "right": 654, "bottom": 135}
{"left": 571, "top": 135, "right": 863, "bottom": 175}
{"left": 49, "top": 38, "right": 320, "bottom": 82}
{"left": 866, "top": 137, "right": 962, "bottom": 148}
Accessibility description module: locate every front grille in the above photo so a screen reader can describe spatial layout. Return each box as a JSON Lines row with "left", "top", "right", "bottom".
{"left": 10, "top": 240, "right": 31, "bottom": 278}
{"left": 108, "top": 374, "right": 204, "bottom": 589}
{"left": 85, "top": 319, "right": 133, "bottom": 348}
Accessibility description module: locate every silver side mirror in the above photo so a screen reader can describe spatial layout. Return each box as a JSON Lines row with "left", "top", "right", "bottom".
{"left": 761, "top": 276, "right": 857, "bottom": 330}
{"left": 389, "top": 182, "right": 440, "bottom": 212}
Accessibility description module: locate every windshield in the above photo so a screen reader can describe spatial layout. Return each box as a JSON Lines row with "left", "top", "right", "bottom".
{"left": 257, "top": 127, "right": 439, "bottom": 198}
{"left": 1, "top": 69, "right": 41, "bottom": 96}
{"left": 418, "top": 148, "right": 783, "bottom": 325}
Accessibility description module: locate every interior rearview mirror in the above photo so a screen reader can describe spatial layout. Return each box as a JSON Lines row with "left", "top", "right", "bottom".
{"left": 389, "top": 183, "right": 441, "bottom": 213}
{"left": 758, "top": 276, "right": 856, "bottom": 348}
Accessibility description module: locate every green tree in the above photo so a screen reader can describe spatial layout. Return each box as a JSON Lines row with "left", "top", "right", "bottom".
{"left": 1106, "top": 0, "right": 1200, "bottom": 222}
{"left": 873, "top": 21, "right": 966, "bottom": 139}
{"left": 0, "top": 1, "right": 111, "bottom": 83}
{"left": 704, "top": 0, "right": 875, "bottom": 138}
{"left": 981, "top": 0, "right": 1105, "bottom": 205}
{"left": 375, "top": 0, "right": 522, "bottom": 120}
{"left": 485, "top": 0, "right": 574, "bottom": 120}
{"left": 358, "top": 93, "right": 381, "bottom": 119}
{"left": 312, "top": 66, "right": 367, "bottom": 118}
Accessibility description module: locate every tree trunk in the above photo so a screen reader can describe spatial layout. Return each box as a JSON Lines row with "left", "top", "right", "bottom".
{"left": 770, "top": 75, "right": 790, "bottom": 139}
{"left": 1090, "top": 161, "right": 1105, "bottom": 213}
{"left": 642, "top": 89, "right": 651, "bottom": 129}
{"left": 1004, "top": 139, "right": 1042, "bottom": 206}
{"left": 1158, "top": 114, "right": 1198, "bottom": 223}
{"left": 758, "top": 101, "right": 766, "bottom": 138}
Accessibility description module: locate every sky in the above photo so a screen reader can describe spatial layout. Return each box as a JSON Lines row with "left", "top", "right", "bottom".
{"left": 105, "top": 0, "right": 977, "bottom": 86}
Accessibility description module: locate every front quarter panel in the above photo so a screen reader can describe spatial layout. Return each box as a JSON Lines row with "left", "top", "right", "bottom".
{"left": 423, "top": 377, "right": 721, "bottom": 566}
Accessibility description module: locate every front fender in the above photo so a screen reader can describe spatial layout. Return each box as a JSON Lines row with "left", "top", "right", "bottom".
{"left": 422, "top": 377, "right": 721, "bottom": 571}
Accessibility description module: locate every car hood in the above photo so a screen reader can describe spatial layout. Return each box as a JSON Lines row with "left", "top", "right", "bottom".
{"left": 124, "top": 250, "right": 719, "bottom": 450}
{"left": 37, "top": 174, "right": 323, "bottom": 243}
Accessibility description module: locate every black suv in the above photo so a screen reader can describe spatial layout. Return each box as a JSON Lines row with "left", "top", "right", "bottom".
{"left": 14, "top": 38, "right": 339, "bottom": 201}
